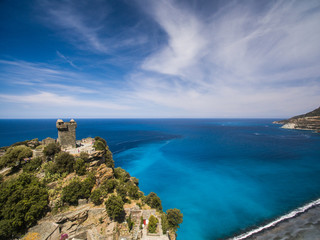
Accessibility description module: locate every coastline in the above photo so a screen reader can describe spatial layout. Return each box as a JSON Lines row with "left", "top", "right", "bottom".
{"left": 230, "top": 198, "right": 320, "bottom": 240}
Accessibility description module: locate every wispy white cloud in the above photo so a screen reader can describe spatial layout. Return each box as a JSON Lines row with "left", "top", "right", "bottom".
{"left": 56, "top": 51, "right": 79, "bottom": 69}
{"left": 131, "top": 0, "right": 320, "bottom": 117}
{"left": 0, "top": 91, "right": 131, "bottom": 110}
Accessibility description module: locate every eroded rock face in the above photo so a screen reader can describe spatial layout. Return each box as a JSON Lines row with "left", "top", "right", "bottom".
{"left": 95, "top": 164, "right": 113, "bottom": 186}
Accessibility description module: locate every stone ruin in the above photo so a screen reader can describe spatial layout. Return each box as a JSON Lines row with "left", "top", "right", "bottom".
{"left": 56, "top": 119, "right": 77, "bottom": 149}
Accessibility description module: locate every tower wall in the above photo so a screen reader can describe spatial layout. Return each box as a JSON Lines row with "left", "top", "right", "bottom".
{"left": 56, "top": 119, "right": 77, "bottom": 148}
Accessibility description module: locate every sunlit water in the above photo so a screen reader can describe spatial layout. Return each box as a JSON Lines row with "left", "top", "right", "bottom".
{"left": 1, "top": 119, "right": 320, "bottom": 239}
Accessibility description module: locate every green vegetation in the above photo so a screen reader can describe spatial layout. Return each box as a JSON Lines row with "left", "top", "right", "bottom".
{"left": 0, "top": 136, "right": 183, "bottom": 239}
{"left": 43, "top": 142, "right": 61, "bottom": 157}
{"left": 52, "top": 152, "right": 75, "bottom": 175}
{"left": 74, "top": 158, "right": 87, "bottom": 175}
{"left": 148, "top": 215, "right": 158, "bottom": 233}
{"left": 62, "top": 174, "right": 95, "bottom": 205}
{"left": 127, "top": 213, "right": 134, "bottom": 231}
{"left": 23, "top": 157, "right": 42, "bottom": 173}
{"left": 90, "top": 189, "right": 103, "bottom": 205}
{"left": 166, "top": 208, "right": 183, "bottom": 231}
{"left": 114, "top": 167, "right": 130, "bottom": 182}
{"left": 161, "top": 213, "right": 169, "bottom": 234}
{"left": 0, "top": 173, "right": 48, "bottom": 239}
{"left": 145, "top": 192, "right": 162, "bottom": 211}
{"left": 101, "top": 179, "right": 118, "bottom": 194}
{"left": 105, "top": 194, "right": 124, "bottom": 222}
{"left": 0, "top": 145, "right": 32, "bottom": 169}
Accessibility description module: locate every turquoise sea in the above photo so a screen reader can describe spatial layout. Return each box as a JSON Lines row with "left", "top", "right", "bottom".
{"left": 1, "top": 119, "right": 320, "bottom": 239}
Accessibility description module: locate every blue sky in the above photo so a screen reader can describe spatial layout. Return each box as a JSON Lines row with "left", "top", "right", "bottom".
{"left": 0, "top": 0, "right": 319, "bottom": 118}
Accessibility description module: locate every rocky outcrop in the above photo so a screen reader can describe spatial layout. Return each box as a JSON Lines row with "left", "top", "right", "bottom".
{"left": 273, "top": 106, "right": 320, "bottom": 131}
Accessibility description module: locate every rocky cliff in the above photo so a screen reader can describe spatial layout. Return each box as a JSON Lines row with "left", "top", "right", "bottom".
{"left": 273, "top": 106, "right": 320, "bottom": 131}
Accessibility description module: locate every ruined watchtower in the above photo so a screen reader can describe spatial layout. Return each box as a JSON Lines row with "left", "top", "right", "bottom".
{"left": 56, "top": 119, "right": 77, "bottom": 149}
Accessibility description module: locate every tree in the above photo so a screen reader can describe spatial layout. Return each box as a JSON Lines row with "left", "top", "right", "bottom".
{"left": 93, "top": 140, "right": 106, "bottom": 151}
{"left": 74, "top": 158, "right": 86, "bottom": 175}
{"left": 145, "top": 192, "right": 162, "bottom": 211}
{"left": 166, "top": 209, "right": 183, "bottom": 231}
{"left": 114, "top": 167, "right": 130, "bottom": 182}
{"left": 101, "top": 179, "right": 118, "bottom": 194}
{"left": 105, "top": 194, "right": 124, "bottom": 222}
{"left": 23, "top": 157, "right": 42, "bottom": 173}
{"left": 105, "top": 149, "right": 114, "bottom": 168}
{"left": 54, "top": 152, "right": 75, "bottom": 174}
{"left": 90, "top": 189, "right": 102, "bottom": 205}
{"left": 161, "top": 213, "right": 169, "bottom": 234}
{"left": 0, "top": 145, "right": 32, "bottom": 169}
{"left": 62, "top": 174, "right": 95, "bottom": 205}
{"left": 94, "top": 136, "right": 107, "bottom": 147}
{"left": 43, "top": 143, "right": 60, "bottom": 157}
{"left": 148, "top": 215, "right": 158, "bottom": 233}
{"left": 0, "top": 173, "right": 48, "bottom": 239}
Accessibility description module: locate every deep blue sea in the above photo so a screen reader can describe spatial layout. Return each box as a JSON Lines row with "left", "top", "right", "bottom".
{"left": 1, "top": 119, "right": 320, "bottom": 240}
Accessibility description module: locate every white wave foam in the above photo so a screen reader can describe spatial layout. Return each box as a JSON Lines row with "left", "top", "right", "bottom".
{"left": 231, "top": 198, "right": 320, "bottom": 240}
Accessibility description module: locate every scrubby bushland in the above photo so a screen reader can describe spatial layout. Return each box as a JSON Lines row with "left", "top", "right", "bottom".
{"left": 62, "top": 173, "right": 96, "bottom": 205}
{"left": 100, "top": 179, "right": 118, "bottom": 194}
{"left": 43, "top": 143, "right": 61, "bottom": 157}
{"left": 53, "top": 152, "right": 75, "bottom": 175}
{"left": 74, "top": 158, "right": 87, "bottom": 175}
{"left": 145, "top": 192, "right": 162, "bottom": 211}
{"left": 23, "top": 157, "right": 42, "bottom": 173}
{"left": 105, "top": 194, "right": 124, "bottom": 222}
{"left": 94, "top": 136, "right": 107, "bottom": 147}
{"left": 148, "top": 215, "right": 158, "bottom": 233}
{"left": 0, "top": 145, "right": 32, "bottom": 169}
{"left": 114, "top": 167, "right": 130, "bottom": 182}
{"left": 90, "top": 189, "right": 103, "bottom": 205}
{"left": 0, "top": 173, "right": 48, "bottom": 239}
{"left": 105, "top": 148, "right": 114, "bottom": 168}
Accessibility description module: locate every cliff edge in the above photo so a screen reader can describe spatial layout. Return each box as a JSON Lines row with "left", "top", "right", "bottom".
{"left": 273, "top": 106, "right": 320, "bottom": 131}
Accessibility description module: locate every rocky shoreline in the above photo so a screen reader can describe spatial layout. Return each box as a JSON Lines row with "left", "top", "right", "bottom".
{"left": 273, "top": 106, "right": 320, "bottom": 132}
{"left": 230, "top": 199, "right": 320, "bottom": 240}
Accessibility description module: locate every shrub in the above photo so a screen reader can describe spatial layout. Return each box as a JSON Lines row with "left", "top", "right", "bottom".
{"left": 127, "top": 182, "right": 141, "bottom": 200}
{"left": 74, "top": 158, "right": 86, "bottom": 175}
{"left": 145, "top": 192, "right": 162, "bottom": 211}
{"left": 105, "top": 149, "right": 114, "bottom": 168}
{"left": 114, "top": 167, "right": 130, "bottom": 182}
{"left": 116, "top": 183, "right": 128, "bottom": 202}
{"left": 43, "top": 143, "right": 61, "bottom": 157}
{"left": 61, "top": 179, "right": 83, "bottom": 205}
{"left": 90, "top": 189, "right": 103, "bottom": 205}
{"left": 62, "top": 174, "right": 95, "bottom": 205}
{"left": 166, "top": 209, "right": 183, "bottom": 231}
{"left": 54, "top": 152, "right": 75, "bottom": 174}
{"left": 148, "top": 215, "right": 158, "bottom": 233}
{"left": 161, "top": 213, "right": 169, "bottom": 234}
{"left": 0, "top": 145, "right": 32, "bottom": 169}
{"left": 79, "top": 152, "right": 89, "bottom": 162}
{"left": 0, "top": 173, "right": 48, "bottom": 239}
{"left": 101, "top": 179, "right": 118, "bottom": 194}
{"left": 105, "top": 194, "right": 124, "bottom": 222}
{"left": 94, "top": 136, "right": 107, "bottom": 147}
{"left": 127, "top": 214, "right": 134, "bottom": 231}
{"left": 23, "top": 157, "right": 42, "bottom": 173}
{"left": 93, "top": 140, "right": 106, "bottom": 151}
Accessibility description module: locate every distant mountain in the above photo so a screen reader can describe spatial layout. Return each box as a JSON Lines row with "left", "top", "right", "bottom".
{"left": 273, "top": 106, "right": 320, "bottom": 131}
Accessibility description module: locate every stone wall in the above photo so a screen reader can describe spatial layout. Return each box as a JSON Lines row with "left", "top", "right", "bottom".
{"left": 56, "top": 119, "right": 77, "bottom": 149}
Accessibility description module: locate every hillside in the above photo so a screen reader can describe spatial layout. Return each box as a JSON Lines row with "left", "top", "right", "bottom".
{"left": 273, "top": 106, "right": 320, "bottom": 131}
{"left": 0, "top": 136, "right": 183, "bottom": 240}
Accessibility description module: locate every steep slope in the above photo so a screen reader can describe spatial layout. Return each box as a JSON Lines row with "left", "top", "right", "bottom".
{"left": 273, "top": 106, "right": 320, "bottom": 131}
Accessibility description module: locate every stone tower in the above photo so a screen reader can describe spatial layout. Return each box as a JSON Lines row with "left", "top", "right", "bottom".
{"left": 56, "top": 119, "right": 77, "bottom": 149}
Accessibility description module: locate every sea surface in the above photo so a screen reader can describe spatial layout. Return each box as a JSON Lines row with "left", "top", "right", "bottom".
{"left": 1, "top": 119, "right": 320, "bottom": 240}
